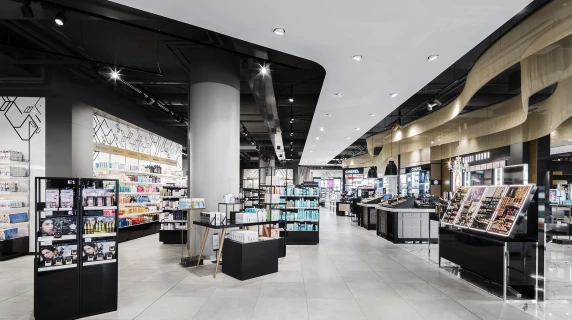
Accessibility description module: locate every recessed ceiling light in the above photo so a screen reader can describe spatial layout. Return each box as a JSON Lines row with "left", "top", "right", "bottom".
{"left": 312, "top": 145, "right": 315, "bottom": 147}
{"left": 431, "top": 141, "right": 434, "bottom": 144}
{"left": 369, "top": 114, "right": 375, "bottom": 117}
{"left": 355, "top": 128, "right": 360, "bottom": 131}
{"left": 346, "top": 137, "right": 351, "bottom": 140}
{"left": 316, "top": 137, "right": 320, "bottom": 140}
{"left": 110, "top": 69, "right": 120, "bottom": 80}
{"left": 310, "top": 150, "right": 313, "bottom": 153}
{"left": 352, "top": 55, "right": 363, "bottom": 61}
{"left": 289, "top": 97, "right": 294, "bottom": 103}
{"left": 325, "top": 113, "right": 332, "bottom": 117}
{"left": 273, "top": 28, "right": 286, "bottom": 36}
{"left": 390, "top": 93, "right": 398, "bottom": 98}
{"left": 428, "top": 55, "right": 439, "bottom": 61}
{"left": 320, "top": 127, "right": 324, "bottom": 131}
{"left": 55, "top": 12, "right": 66, "bottom": 26}
{"left": 334, "top": 93, "right": 343, "bottom": 98}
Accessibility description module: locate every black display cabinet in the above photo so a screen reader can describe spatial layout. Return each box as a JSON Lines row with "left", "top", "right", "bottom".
{"left": 222, "top": 238, "right": 278, "bottom": 280}
{"left": 439, "top": 184, "right": 538, "bottom": 301}
{"left": 34, "top": 177, "right": 119, "bottom": 320}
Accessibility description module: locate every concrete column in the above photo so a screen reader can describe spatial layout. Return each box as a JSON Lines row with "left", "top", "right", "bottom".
{"left": 45, "top": 97, "right": 93, "bottom": 178}
{"left": 188, "top": 48, "right": 240, "bottom": 257}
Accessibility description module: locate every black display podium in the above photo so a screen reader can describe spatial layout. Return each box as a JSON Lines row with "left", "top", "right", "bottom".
{"left": 222, "top": 239, "right": 278, "bottom": 280}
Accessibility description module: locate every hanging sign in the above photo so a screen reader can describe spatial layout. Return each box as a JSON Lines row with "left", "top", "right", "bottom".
{"left": 93, "top": 143, "right": 177, "bottom": 166}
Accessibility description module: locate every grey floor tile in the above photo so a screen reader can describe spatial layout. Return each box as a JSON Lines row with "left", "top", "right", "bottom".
{"left": 307, "top": 298, "right": 366, "bottom": 320}
{"left": 251, "top": 298, "right": 309, "bottom": 320}
{"left": 193, "top": 296, "right": 257, "bottom": 320}
{"left": 259, "top": 282, "right": 307, "bottom": 298}
{"left": 407, "top": 299, "right": 481, "bottom": 320}
{"left": 304, "top": 282, "right": 353, "bottom": 299}
{"left": 356, "top": 296, "right": 424, "bottom": 320}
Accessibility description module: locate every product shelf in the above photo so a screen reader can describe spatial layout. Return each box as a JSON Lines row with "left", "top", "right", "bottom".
{"left": 83, "top": 259, "right": 117, "bottom": 266}
{"left": 118, "top": 181, "right": 165, "bottom": 186}
{"left": 83, "top": 206, "right": 117, "bottom": 210}
{"left": 0, "top": 221, "right": 29, "bottom": 226}
{"left": 119, "top": 202, "right": 161, "bottom": 207}
{"left": 0, "top": 207, "right": 29, "bottom": 213}
{"left": 161, "top": 220, "right": 187, "bottom": 223}
{"left": 0, "top": 191, "right": 28, "bottom": 195}
{"left": 119, "top": 220, "right": 159, "bottom": 228}
{"left": 279, "top": 195, "right": 320, "bottom": 198}
{"left": 0, "top": 160, "right": 29, "bottom": 165}
{"left": 38, "top": 234, "right": 77, "bottom": 242}
{"left": 0, "top": 234, "right": 29, "bottom": 242}
{"left": 279, "top": 207, "right": 320, "bottom": 210}
{"left": 0, "top": 176, "right": 29, "bottom": 181}
{"left": 119, "top": 211, "right": 161, "bottom": 218}
{"left": 119, "top": 192, "right": 161, "bottom": 196}
{"left": 37, "top": 264, "right": 77, "bottom": 272}
{"left": 83, "top": 232, "right": 116, "bottom": 238}
{"left": 93, "top": 168, "right": 183, "bottom": 179}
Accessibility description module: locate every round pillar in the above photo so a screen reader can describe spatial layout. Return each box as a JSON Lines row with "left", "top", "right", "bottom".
{"left": 187, "top": 48, "right": 240, "bottom": 256}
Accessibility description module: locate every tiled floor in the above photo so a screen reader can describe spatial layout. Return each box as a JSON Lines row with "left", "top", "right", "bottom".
{"left": 0, "top": 207, "right": 560, "bottom": 320}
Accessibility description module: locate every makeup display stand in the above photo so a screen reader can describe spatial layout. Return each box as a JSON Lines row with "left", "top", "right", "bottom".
{"left": 34, "top": 177, "right": 119, "bottom": 320}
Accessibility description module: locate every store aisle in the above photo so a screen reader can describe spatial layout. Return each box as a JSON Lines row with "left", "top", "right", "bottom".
{"left": 0, "top": 208, "right": 546, "bottom": 320}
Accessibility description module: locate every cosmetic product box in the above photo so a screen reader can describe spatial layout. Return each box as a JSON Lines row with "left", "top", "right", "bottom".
{"left": 0, "top": 228, "right": 18, "bottom": 240}
{"left": 0, "top": 212, "right": 28, "bottom": 223}
{"left": 230, "top": 230, "right": 258, "bottom": 243}
{"left": 235, "top": 212, "right": 257, "bottom": 224}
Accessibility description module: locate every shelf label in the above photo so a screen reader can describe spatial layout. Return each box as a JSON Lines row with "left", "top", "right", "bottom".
{"left": 40, "top": 212, "right": 46, "bottom": 218}
{"left": 43, "top": 240, "right": 52, "bottom": 245}
{"left": 85, "top": 237, "right": 92, "bottom": 242}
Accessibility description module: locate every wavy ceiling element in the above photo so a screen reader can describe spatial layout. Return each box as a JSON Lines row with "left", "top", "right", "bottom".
{"left": 344, "top": 0, "right": 572, "bottom": 169}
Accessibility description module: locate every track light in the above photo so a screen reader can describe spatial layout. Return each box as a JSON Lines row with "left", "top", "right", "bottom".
{"left": 290, "top": 141, "right": 293, "bottom": 145}
{"left": 390, "top": 93, "right": 398, "bottom": 98}
{"left": 352, "top": 55, "right": 363, "bottom": 61}
{"left": 289, "top": 97, "right": 294, "bottom": 102}
{"left": 273, "top": 28, "right": 286, "bottom": 36}
{"left": 428, "top": 55, "right": 439, "bottom": 61}
{"left": 290, "top": 132, "right": 293, "bottom": 136}
{"left": 20, "top": 2, "right": 34, "bottom": 18}
{"left": 55, "top": 12, "right": 66, "bottom": 26}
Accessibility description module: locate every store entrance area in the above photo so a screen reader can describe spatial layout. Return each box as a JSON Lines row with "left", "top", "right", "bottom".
{"left": 0, "top": 207, "right": 541, "bottom": 320}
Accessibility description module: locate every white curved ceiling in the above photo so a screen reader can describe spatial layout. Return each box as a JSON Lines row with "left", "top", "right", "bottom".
{"left": 114, "top": 0, "right": 531, "bottom": 165}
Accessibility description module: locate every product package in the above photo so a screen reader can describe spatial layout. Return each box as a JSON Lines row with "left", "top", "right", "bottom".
{"left": 82, "top": 239, "right": 116, "bottom": 262}
{"left": 0, "top": 211, "right": 28, "bottom": 223}
{"left": 60, "top": 189, "right": 74, "bottom": 209}
{"left": 45, "top": 189, "right": 60, "bottom": 209}
{"left": 83, "top": 216, "right": 115, "bottom": 234}
{"left": 229, "top": 230, "right": 258, "bottom": 243}
{"left": 0, "top": 228, "right": 18, "bottom": 240}
{"left": 40, "top": 216, "right": 77, "bottom": 237}
{"left": 39, "top": 243, "right": 78, "bottom": 267}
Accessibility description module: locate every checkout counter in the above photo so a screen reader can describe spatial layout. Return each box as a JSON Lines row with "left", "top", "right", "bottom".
{"left": 376, "top": 198, "right": 439, "bottom": 243}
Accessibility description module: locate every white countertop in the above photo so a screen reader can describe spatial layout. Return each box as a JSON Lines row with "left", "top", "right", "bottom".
{"left": 358, "top": 203, "right": 379, "bottom": 208}
{"left": 377, "top": 205, "right": 435, "bottom": 213}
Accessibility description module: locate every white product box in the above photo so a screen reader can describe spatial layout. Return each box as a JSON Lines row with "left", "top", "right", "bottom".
{"left": 256, "top": 210, "right": 266, "bottom": 222}
{"left": 271, "top": 210, "right": 280, "bottom": 221}
{"left": 236, "top": 212, "right": 257, "bottom": 224}
{"left": 230, "top": 230, "right": 258, "bottom": 243}
{"left": 264, "top": 194, "right": 281, "bottom": 204}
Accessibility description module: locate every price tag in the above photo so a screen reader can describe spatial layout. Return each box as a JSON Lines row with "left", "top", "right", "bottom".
{"left": 85, "top": 238, "right": 92, "bottom": 242}
{"left": 45, "top": 211, "right": 53, "bottom": 217}
{"left": 40, "top": 212, "right": 46, "bottom": 218}
{"left": 43, "top": 240, "right": 52, "bottom": 245}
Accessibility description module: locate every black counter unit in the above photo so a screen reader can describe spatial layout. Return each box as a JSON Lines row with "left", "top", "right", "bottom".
{"left": 377, "top": 199, "right": 438, "bottom": 244}
{"left": 222, "top": 239, "right": 278, "bottom": 281}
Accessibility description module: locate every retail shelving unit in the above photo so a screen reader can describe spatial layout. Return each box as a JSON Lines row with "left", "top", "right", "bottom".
{"left": 159, "top": 185, "right": 188, "bottom": 244}
{"left": 279, "top": 183, "right": 320, "bottom": 245}
{"left": 258, "top": 167, "right": 294, "bottom": 256}
{"left": 34, "top": 177, "right": 119, "bottom": 320}
{"left": 0, "top": 155, "right": 30, "bottom": 261}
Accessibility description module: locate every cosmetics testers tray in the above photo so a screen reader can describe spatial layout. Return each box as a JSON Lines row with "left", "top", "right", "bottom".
{"left": 440, "top": 184, "right": 536, "bottom": 238}
{"left": 34, "top": 177, "right": 119, "bottom": 320}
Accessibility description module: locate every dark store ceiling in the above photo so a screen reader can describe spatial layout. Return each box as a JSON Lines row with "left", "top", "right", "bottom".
{"left": 0, "top": 0, "right": 325, "bottom": 165}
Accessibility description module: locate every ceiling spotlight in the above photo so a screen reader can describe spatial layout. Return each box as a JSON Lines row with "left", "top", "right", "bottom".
{"left": 352, "top": 55, "right": 363, "bottom": 62}
{"left": 428, "top": 55, "right": 440, "bottom": 61}
{"left": 290, "top": 132, "right": 293, "bottom": 136}
{"left": 55, "top": 12, "right": 66, "bottom": 26}
{"left": 369, "top": 114, "right": 375, "bottom": 117}
{"left": 109, "top": 68, "right": 121, "bottom": 80}
{"left": 289, "top": 97, "right": 294, "bottom": 103}
{"left": 346, "top": 137, "right": 351, "bottom": 139}
{"left": 290, "top": 141, "right": 293, "bottom": 145}
{"left": 427, "top": 105, "right": 433, "bottom": 111}
{"left": 316, "top": 137, "right": 320, "bottom": 140}
{"left": 273, "top": 28, "right": 286, "bottom": 36}
{"left": 431, "top": 141, "right": 434, "bottom": 144}
{"left": 260, "top": 65, "right": 269, "bottom": 76}
{"left": 334, "top": 93, "right": 343, "bottom": 98}
{"left": 390, "top": 93, "right": 398, "bottom": 98}
{"left": 320, "top": 127, "right": 324, "bottom": 131}
{"left": 355, "top": 128, "right": 360, "bottom": 131}
{"left": 251, "top": 141, "right": 255, "bottom": 145}
{"left": 325, "top": 113, "right": 332, "bottom": 117}
{"left": 20, "top": 3, "right": 34, "bottom": 18}
{"left": 310, "top": 150, "right": 313, "bottom": 153}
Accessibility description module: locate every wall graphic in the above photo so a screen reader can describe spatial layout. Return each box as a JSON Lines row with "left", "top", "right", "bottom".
{"left": 0, "top": 96, "right": 45, "bottom": 252}
{"left": 93, "top": 114, "right": 182, "bottom": 168}
{"left": 1, "top": 96, "right": 43, "bottom": 141}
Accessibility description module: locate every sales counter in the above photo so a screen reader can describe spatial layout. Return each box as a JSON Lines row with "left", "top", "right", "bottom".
{"left": 376, "top": 200, "right": 438, "bottom": 243}
{"left": 357, "top": 203, "right": 378, "bottom": 230}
